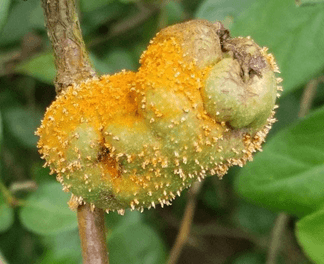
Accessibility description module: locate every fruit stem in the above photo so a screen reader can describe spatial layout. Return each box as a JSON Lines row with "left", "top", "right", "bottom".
{"left": 41, "top": 0, "right": 108, "bottom": 263}
{"left": 77, "top": 204, "right": 109, "bottom": 264}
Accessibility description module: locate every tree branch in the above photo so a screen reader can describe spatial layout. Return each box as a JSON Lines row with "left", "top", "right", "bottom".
{"left": 41, "top": 1, "right": 108, "bottom": 263}
{"left": 41, "top": 0, "right": 96, "bottom": 93}
{"left": 266, "top": 213, "right": 289, "bottom": 264}
{"left": 298, "top": 77, "right": 321, "bottom": 118}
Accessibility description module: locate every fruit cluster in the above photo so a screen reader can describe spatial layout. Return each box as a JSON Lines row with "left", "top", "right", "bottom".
{"left": 36, "top": 20, "right": 281, "bottom": 214}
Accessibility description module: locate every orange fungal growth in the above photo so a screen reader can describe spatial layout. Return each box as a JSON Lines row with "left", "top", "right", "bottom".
{"left": 36, "top": 20, "right": 281, "bottom": 214}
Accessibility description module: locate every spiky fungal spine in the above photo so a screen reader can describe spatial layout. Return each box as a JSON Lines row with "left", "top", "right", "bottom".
{"left": 36, "top": 20, "right": 282, "bottom": 214}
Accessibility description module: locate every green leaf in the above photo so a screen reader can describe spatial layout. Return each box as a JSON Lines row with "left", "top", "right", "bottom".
{"left": 108, "top": 215, "right": 166, "bottom": 264}
{"left": 15, "top": 52, "right": 56, "bottom": 84}
{"left": 195, "top": 0, "right": 256, "bottom": 28}
{"left": 80, "top": 0, "right": 115, "bottom": 13}
{"left": 19, "top": 182, "right": 78, "bottom": 235}
{"left": 202, "top": 180, "right": 222, "bottom": 211}
{"left": 235, "top": 106, "right": 324, "bottom": 217}
{"left": 36, "top": 253, "right": 79, "bottom": 264}
{"left": 296, "top": 0, "right": 324, "bottom": 6}
{"left": 81, "top": 2, "right": 127, "bottom": 34}
{"left": 165, "top": 1, "right": 185, "bottom": 25}
{"left": 268, "top": 92, "right": 300, "bottom": 136}
{"left": 0, "top": 111, "right": 2, "bottom": 152}
{"left": 0, "top": 0, "right": 39, "bottom": 45}
{"left": 28, "top": 3, "right": 45, "bottom": 30}
{"left": 232, "top": 252, "right": 265, "bottom": 264}
{"left": 0, "top": 0, "right": 11, "bottom": 33}
{"left": 231, "top": 0, "right": 324, "bottom": 96}
{"left": 118, "top": 0, "right": 138, "bottom": 3}
{"left": 3, "top": 107, "right": 43, "bottom": 148}
{"left": 233, "top": 201, "right": 277, "bottom": 235}
{"left": 90, "top": 53, "right": 114, "bottom": 75}
{"left": 30, "top": 162, "right": 53, "bottom": 184}
{"left": 296, "top": 208, "right": 324, "bottom": 264}
{"left": 105, "top": 210, "right": 142, "bottom": 229}
{"left": 103, "top": 48, "right": 137, "bottom": 73}
{"left": 0, "top": 192, "right": 14, "bottom": 233}
{"left": 37, "top": 230, "right": 82, "bottom": 264}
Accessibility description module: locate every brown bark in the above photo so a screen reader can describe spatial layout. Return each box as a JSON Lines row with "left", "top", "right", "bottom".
{"left": 77, "top": 204, "right": 109, "bottom": 264}
{"left": 41, "top": 1, "right": 108, "bottom": 263}
{"left": 41, "top": 0, "right": 96, "bottom": 93}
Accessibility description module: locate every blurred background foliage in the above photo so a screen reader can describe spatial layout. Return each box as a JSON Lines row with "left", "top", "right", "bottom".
{"left": 1, "top": 0, "right": 324, "bottom": 263}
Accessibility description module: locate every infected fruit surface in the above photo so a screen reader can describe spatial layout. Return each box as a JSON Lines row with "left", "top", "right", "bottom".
{"left": 36, "top": 20, "right": 281, "bottom": 214}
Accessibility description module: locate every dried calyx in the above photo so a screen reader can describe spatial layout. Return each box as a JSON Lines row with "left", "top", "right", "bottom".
{"left": 36, "top": 20, "right": 282, "bottom": 214}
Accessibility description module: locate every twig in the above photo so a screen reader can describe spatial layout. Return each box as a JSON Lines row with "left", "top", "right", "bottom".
{"left": 266, "top": 213, "right": 289, "bottom": 264}
{"left": 1, "top": 33, "right": 43, "bottom": 77}
{"left": 9, "top": 181, "right": 38, "bottom": 193}
{"left": 41, "top": 0, "right": 96, "bottom": 94}
{"left": 298, "top": 78, "right": 319, "bottom": 118}
{"left": 77, "top": 204, "right": 109, "bottom": 264}
{"left": 192, "top": 223, "right": 268, "bottom": 250}
{"left": 88, "top": 3, "right": 159, "bottom": 47}
{"left": 0, "top": 179, "right": 24, "bottom": 207}
{"left": 159, "top": 209, "right": 268, "bottom": 251}
{"left": 41, "top": 1, "right": 108, "bottom": 263}
{"left": 282, "top": 222, "right": 310, "bottom": 263}
{"left": 167, "top": 181, "right": 203, "bottom": 264}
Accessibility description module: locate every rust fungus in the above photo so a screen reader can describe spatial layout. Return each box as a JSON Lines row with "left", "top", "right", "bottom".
{"left": 36, "top": 20, "right": 281, "bottom": 213}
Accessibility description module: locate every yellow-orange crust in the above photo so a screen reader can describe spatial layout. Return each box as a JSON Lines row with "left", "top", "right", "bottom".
{"left": 36, "top": 20, "right": 281, "bottom": 214}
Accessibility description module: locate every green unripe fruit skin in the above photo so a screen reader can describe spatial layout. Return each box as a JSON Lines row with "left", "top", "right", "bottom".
{"left": 203, "top": 57, "right": 277, "bottom": 132}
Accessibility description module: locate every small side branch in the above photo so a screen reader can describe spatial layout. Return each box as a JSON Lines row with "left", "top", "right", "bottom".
{"left": 298, "top": 77, "right": 322, "bottom": 118}
{"left": 266, "top": 213, "right": 289, "bottom": 264}
{"left": 167, "top": 181, "right": 203, "bottom": 264}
